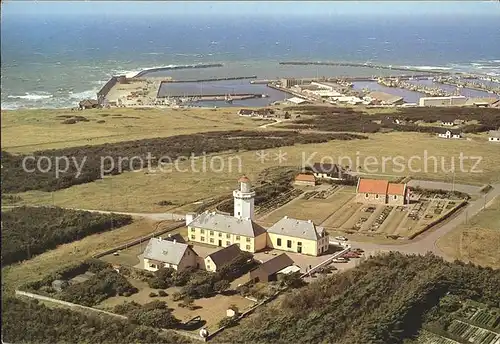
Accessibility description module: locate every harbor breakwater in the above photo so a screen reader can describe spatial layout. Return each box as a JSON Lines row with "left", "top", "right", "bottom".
{"left": 133, "top": 63, "right": 224, "bottom": 78}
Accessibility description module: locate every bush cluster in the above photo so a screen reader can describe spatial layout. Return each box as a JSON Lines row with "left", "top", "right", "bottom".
{"left": 1, "top": 206, "right": 132, "bottom": 265}
{"left": 1, "top": 130, "right": 366, "bottom": 193}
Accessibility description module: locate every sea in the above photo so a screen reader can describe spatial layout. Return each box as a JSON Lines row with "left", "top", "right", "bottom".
{"left": 2, "top": 13, "right": 500, "bottom": 110}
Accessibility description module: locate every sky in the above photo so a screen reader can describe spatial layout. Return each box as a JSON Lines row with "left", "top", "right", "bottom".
{"left": 2, "top": 1, "right": 500, "bottom": 17}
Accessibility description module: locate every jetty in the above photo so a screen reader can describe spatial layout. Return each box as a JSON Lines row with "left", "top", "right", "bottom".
{"left": 377, "top": 78, "right": 454, "bottom": 97}
{"left": 279, "top": 61, "right": 454, "bottom": 75}
{"left": 134, "top": 63, "right": 223, "bottom": 78}
{"left": 157, "top": 93, "right": 268, "bottom": 102}
{"left": 163, "top": 76, "right": 258, "bottom": 83}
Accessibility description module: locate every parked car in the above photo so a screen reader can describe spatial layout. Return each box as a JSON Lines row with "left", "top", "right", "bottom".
{"left": 332, "top": 259, "right": 348, "bottom": 263}
{"left": 335, "top": 236, "right": 348, "bottom": 241}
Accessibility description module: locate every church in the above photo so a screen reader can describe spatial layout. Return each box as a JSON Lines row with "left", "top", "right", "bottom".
{"left": 186, "top": 176, "right": 329, "bottom": 256}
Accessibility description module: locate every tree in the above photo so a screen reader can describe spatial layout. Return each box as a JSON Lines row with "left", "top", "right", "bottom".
{"left": 214, "top": 280, "right": 231, "bottom": 293}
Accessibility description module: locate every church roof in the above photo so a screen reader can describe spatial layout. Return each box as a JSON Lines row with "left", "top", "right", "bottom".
{"left": 188, "top": 211, "right": 266, "bottom": 238}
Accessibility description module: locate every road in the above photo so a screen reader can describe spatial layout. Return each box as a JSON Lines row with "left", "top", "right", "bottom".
{"left": 348, "top": 184, "right": 500, "bottom": 260}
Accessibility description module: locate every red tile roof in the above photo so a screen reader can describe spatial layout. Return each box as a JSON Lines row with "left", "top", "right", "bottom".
{"left": 295, "top": 174, "right": 316, "bottom": 183}
{"left": 387, "top": 183, "right": 406, "bottom": 196}
{"left": 357, "top": 179, "right": 389, "bottom": 194}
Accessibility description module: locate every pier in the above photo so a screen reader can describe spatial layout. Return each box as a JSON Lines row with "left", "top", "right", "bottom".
{"left": 279, "top": 61, "right": 454, "bottom": 75}
{"left": 157, "top": 93, "right": 268, "bottom": 102}
{"left": 133, "top": 63, "right": 224, "bottom": 78}
{"left": 165, "top": 76, "right": 258, "bottom": 83}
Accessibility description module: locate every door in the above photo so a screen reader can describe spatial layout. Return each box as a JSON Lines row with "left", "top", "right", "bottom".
{"left": 218, "top": 240, "right": 222, "bottom": 246}
{"left": 297, "top": 242, "right": 302, "bottom": 254}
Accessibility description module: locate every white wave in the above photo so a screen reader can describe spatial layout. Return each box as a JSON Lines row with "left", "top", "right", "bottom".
{"left": 69, "top": 89, "right": 99, "bottom": 100}
{"left": 7, "top": 92, "right": 53, "bottom": 100}
{"left": 402, "top": 65, "right": 453, "bottom": 71}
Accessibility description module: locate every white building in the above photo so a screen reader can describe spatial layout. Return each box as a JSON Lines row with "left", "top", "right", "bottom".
{"left": 419, "top": 96, "right": 467, "bottom": 107}
{"left": 286, "top": 97, "right": 309, "bottom": 105}
{"left": 143, "top": 238, "right": 198, "bottom": 272}
{"left": 437, "top": 129, "right": 462, "bottom": 139}
{"left": 233, "top": 175, "right": 255, "bottom": 220}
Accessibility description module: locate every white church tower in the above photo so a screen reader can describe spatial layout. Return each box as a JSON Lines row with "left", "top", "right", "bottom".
{"left": 233, "top": 175, "right": 255, "bottom": 220}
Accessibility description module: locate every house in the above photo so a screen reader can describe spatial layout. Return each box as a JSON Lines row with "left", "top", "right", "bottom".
{"left": 356, "top": 179, "right": 407, "bottom": 206}
{"left": 238, "top": 109, "right": 255, "bottom": 117}
{"left": 188, "top": 212, "right": 267, "bottom": 253}
{"left": 366, "top": 92, "right": 404, "bottom": 106}
{"left": 437, "top": 128, "right": 462, "bottom": 139}
{"left": 204, "top": 244, "right": 242, "bottom": 272}
{"left": 440, "top": 118, "right": 456, "bottom": 126}
{"left": 307, "top": 163, "right": 351, "bottom": 181}
{"left": 249, "top": 253, "right": 295, "bottom": 283}
{"left": 78, "top": 99, "right": 100, "bottom": 110}
{"left": 286, "top": 97, "right": 309, "bottom": 105}
{"left": 489, "top": 130, "right": 500, "bottom": 142}
{"left": 143, "top": 237, "right": 198, "bottom": 272}
{"left": 266, "top": 216, "right": 330, "bottom": 256}
{"left": 294, "top": 173, "right": 316, "bottom": 187}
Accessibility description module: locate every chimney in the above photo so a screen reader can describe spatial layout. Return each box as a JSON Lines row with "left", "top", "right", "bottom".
{"left": 158, "top": 237, "right": 162, "bottom": 241}
{"left": 308, "top": 219, "right": 312, "bottom": 223}
{"left": 284, "top": 216, "right": 288, "bottom": 219}
{"left": 173, "top": 239, "right": 177, "bottom": 244}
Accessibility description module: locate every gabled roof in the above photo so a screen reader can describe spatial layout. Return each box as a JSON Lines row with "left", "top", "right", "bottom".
{"left": 206, "top": 244, "right": 242, "bottom": 267}
{"left": 267, "top": 217, "right": 325, "bottom": 241}
{"left": 309, "top": 163, "right": 345, "bottom": 175}
{"left": 387, "top": 183, "right": 406, "bottom": 196}
{"left": 436, "top": 127, "right": 462, "bottom": 134}
{"left": 357, "top": 179, "right": 389, "bottom": 194}
{"left": 295, "top": 173, "right": 316, "bottom": 182}
{"left": 252, "top": 254, "right": 294, "bottom": 277}
{"left": 189, "top": 211, "right": 266, "bottom": 237}
{"left": 143, "top": 238, "right": 192, "bottom": 265}
{"left": 489, "top": 130, "right": 500, "bottom": 139}
{"left": 164, "top": 233, "right": 186, "bottom": 244}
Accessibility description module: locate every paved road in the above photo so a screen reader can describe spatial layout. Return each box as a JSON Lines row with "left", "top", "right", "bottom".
{"left": 348, "top": 184, "right": 500, "bottom": 260}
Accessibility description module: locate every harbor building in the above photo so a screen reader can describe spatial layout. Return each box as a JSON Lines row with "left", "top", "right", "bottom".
{"left": 365, "top": 91, "right": 404, "bottom": 106}
{"left": 356, "top": 179, "right": 407, "bottom": 206}
{"left": 266, "top": 216, "right": 330, "bottom": 256}
{"left": 418, "top": 96, "right": 467, "bottom": 107}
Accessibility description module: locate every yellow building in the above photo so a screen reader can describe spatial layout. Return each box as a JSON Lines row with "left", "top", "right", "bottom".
{"left": 266, "top": 216, "right": 329, "bottom": 256}
{"left": 187, "top": 211, "right": 267, "bottom": 253}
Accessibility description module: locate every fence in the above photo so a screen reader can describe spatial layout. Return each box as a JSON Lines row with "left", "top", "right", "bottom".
{"left": 92, "top": 221, "right": 184, "bottom": 259}
{"left": 15, "top": 290, "right": 127, "bottom": 319}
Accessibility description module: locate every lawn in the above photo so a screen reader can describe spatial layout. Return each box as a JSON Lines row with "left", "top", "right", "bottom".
{"left": 1, "top": 218, "right": 169, "bottom": 294}
{"left": 259, "top": 187, "right": 355, "bottom": 226}
{"left": 1, "top": 107, "right": 263, "bottom": 153}
{"left": 12, "top": 132, "right": 500, "bottom": 212}
{"left": 436, "top": 197, "right": 500, "bottom": 269}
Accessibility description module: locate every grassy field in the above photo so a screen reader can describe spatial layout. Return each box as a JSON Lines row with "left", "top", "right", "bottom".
{"left": 13, "top": 131, "right": 500, "bottom": 212}
{"left": 1, "top": 107, "right": 263, "bottom": 153}
{"left": 436, "top": 197, "right": 500, "bottom": 269}
{"left": 1, "top": 218, "right": 174, "bottom": 294}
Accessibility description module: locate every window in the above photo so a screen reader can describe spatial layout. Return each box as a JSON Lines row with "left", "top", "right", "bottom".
{"left": 201, "top": 236, "right": 205, "bottom": 242}
{"left": 246, "top": 245, "right": 251, "bottom": 250}
{"left": 394, "top": 195, "right": 397, "bottom": 199}
{"left": 277, "top": 238, "right": 282, "bottom": 246}
{"left": 190, "top": 227, "right": 195, "bottom": 232}
{"left": 287, "top": 240, "right": 292, "bottom": 248}
{"left": 375, "top": 194, "right": 379, "bottom": 199}
{"left": 236, "top": 236, "right": 240, "bottom": 241}
{"left": 210, "top": 231, "right": 214, "bottom": 236}
{"left": 200, "top": 229, "right": 205, "bottom": 234}
{"left": 149, "top": 263, "right": 157, "bottom": 269}
{"left": 210, "top": 238, "right": 214, "bottom": 243}
{"left": 226, "top": 233, "right": 230, "bottom": 239}
{"left": 297, "top": 241, "right": 302, "bottom": 246}
{"left": 191, "top": 235, "right": 195, "bottom": 240}
{"left": 246, "top": 237, "right": 251, "bottom": 242}
{"left": 219, "top": 233, "right": 223, "bottom": 237}
{"left": 237, "top": 211, "right": 240, "bottom": 216}
{"left": 226, "top": 241, "right": 231, "bottom": 246}
{"left": 206, "top": 264, "right": 210, "bottom": 269}
{"left": 365, "top": 193, "right": 369, "bottom": 198}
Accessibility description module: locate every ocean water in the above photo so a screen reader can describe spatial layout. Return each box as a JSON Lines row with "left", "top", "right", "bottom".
{"left": 2, "top": 13, "right": 500, "bottom": 110}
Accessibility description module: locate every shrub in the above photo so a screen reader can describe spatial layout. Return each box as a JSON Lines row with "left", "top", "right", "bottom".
{"left": 158, "top": 290, "right": 168, "bottom": 297}
{"left": 218, "top": 316, "right": 238, "bottom": 329}
{"left": 172, "top": 292, "right": 183, "bottom": 301}
{"left": 128, "top": 307, "right": 180, "bottom": 329}
{"left": 214, "top": 279, "right": 231, "bottom": 293}
{"left": 149, "top": 292, "right": 158, "bottom": 298}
